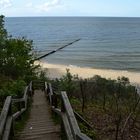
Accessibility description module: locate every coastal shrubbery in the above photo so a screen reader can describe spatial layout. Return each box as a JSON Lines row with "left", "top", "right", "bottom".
{"left": 52, "top": 70, "right": 140, "bottom": 140}
{"left": 0, "top": 15, "right": 39, "bottom": 108}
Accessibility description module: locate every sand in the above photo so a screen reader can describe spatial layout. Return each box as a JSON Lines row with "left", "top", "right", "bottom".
{"left": 35, "top": 61, "right": 140, "bottom": 86}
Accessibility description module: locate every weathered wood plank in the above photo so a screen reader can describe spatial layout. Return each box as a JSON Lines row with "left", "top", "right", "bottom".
{"left": 12, "top": 98, "right": 24, "bottom": 103}
{"left": 12, "top": 108, "right": 25, "bottom": 120}
{"left": 61, "top": 91, "right": 80, "bottom": 139}
{"left": 61, "top": 113, "right": 74, "bottom": 140}
{"left": 29, "top": 81, "right": 32, "bottom": 92}
{"left": 0, "top": 96, "right": 12, "bottom": 138}
{"left": 24, "top": 95, "right": 28, "bottom": 110}
{"left": 51, "top": 108, "right": 61, "bottom": 116}
{"left": 48, "top": 83, "right": 53, "bottom": 105}
{"left": 23, "top": 86, "right": 28, "bottom": 100}
{"left": 74, "top": 111, "right": 93, "bottom": 130}
{"left": 2, "top": 116, "right": 13, "bottom": 140}
{"left": 44, "top": 82, "right": 48, "bottom": 98}
{"left": 21, "top": 108, "right": 26, "bottom": 113}
{"left": 13, "top": 111, "right": 21, "bottom": 120}
{"left": 45, "top": 82, "right": 47, "bottom": 90}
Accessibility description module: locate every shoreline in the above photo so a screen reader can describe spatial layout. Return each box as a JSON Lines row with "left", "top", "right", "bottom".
{"left": 35, "top": 61, "right": 140, "bottom": 85}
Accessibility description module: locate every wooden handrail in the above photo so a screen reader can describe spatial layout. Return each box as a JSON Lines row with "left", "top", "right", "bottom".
{"left": 61, "top": 91, "right": 80, "bottom": 139}
{"left": 48, "top": 83, "right": 53, "bottom": 105}
{"left": 12, "top": 85, "right": 30, "bottom": 120}
{"left": 0, "top": 81, "right": 33, "bottom": 140}
{"left": 1, "top": 81, "right": 91, "bottom": 140}
{"left": 45, "top": 82, "right": 92, "bottom": 140}
{"left": 0, "top": 96, "right": 12, "bottom": 139}
{"left": 74, "top": 111, "right": 93, "bottom": 130}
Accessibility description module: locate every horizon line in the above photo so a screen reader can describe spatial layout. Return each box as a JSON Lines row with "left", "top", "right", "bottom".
{"left": 5, "top": 15, "right": 140, "bottom": 18}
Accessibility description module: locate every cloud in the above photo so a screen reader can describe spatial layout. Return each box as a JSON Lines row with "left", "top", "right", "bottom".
{"left": 25, "top": 0, "right": 63, "bottom": 12}
{"left": 0, "top": 0, "right": 12, "bottom": 9}
{"left": 36, "top": 0, "right": 60, "bottom": 11}
{"left": 36, "top": 0, "right": 63, "bottom": 12}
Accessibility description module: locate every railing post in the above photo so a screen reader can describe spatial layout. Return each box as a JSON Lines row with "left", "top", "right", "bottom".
{"left": 47, "top": 83, "right": 50, "bottom": 94}
{"left": 61, "top": 94, "right": 65, "bottom": 137}
{"left": 17, "top": 102, "right": 22, "bottom": 120}
{"left": 29, "top": 81, "right": 33, "bottom": 104}
{"left": 54, "top": 94, "right": 58, "bottom": 108}
{"left": 48, "top": 83, "right": 53, "bottom": 106}
{"left": 9, "top": 100, "right": 14, "bottom": 138}
{"left": 28, "top": 81, "right": 33, "bottom": 97}
{"left": 8, "top": 98, "right": 15, "bottom": 139}
{"left": 0, "top": 96, "right": 12, "bottom": 139}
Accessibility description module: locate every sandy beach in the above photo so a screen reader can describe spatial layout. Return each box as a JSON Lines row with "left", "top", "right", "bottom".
{"left": 35, "top": 61, "right": 140, "bottom": 86}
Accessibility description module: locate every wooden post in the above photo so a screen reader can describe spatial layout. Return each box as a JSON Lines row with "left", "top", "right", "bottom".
{"left": 54, "top": 94, "right": 58, "bottom": 117}
{"left": 10, "top": 120, "right": 15, "bottom": 139}
{"left": 80, "top": 81, "right": 85, "bottom": 113}
{"left": 10, "top": 103, "right": 14, "bottom": 139}
{"left": 54, "top": 94, "right": 58, "bottom": 108}
{"left": 48, "top": 83, "right": 53, "bottom": 106}
{"left": 61, "top": 95, "right": 65, "bottom": 136}
{"left": 9, "top": 100, "right": 14, "bottom": 138}
{"left": 17, "top": 102, "right": 22, "bottom": 120}
{"left": 0, "top": 96, "right": 12, "bottom": 139}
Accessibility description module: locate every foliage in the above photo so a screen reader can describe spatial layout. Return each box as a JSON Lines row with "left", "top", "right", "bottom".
{"left": 52, "top": 70, "right": 139, "bottom": 139}
{"left": 37, "top": 70, "right": 49, "bottom": 81}
{"left": 0, "top": 79, "right": 26, "bottom": 108}
{"left": 0, "top": 15, "right": 39, "bottom": 81}
{"left": 0, "top": 15, "right": 39, "bottom": 107}
{"left": 0, "top": 15, "right": 7, "bottom": 42}
{"left": 0, "top": 79, "right": 26, "bottom": 96}
{"left": 53, "top": 69, "right": 78, "bottom": 97}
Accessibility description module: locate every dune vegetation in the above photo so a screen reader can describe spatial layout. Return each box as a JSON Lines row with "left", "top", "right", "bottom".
{"left": 52, "top": 69, "right": 140, "bottom": 140}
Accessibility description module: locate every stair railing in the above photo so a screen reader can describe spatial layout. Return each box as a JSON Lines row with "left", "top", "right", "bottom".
{"left": 45, "top": 82, "right": 92, "bottom": 140}
{"left": 0, "top": 82, "right": 33, "bottom": 140}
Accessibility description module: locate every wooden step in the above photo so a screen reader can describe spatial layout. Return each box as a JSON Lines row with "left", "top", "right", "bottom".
{"left": 17, "top": 129, "right": 60, "bottom": 136}
{"left": 15, "top": 90, "right": 61, "bottom": 140}
{"left": 15, "top": 133, "right": 60, "bottom": 140}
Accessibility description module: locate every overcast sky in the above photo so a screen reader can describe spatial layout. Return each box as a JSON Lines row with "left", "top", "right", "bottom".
{"left": 0, "top": 0, "right": 140, "bottom": 17}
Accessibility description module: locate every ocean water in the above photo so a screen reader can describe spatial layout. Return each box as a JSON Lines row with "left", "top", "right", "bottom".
{"left": 5, "top": 17, "right": 140, "bottom": 72}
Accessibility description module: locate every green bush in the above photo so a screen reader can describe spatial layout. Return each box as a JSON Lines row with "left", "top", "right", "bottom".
{"left": 0, "top": 15, "right": 39, "bottom": 81}
{"left": 0, "top": 79, "right": 26, "bottom": 98}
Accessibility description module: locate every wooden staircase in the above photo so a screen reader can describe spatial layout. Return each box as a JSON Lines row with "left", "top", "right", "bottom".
{"left": 15, "top": 90, "right": 60, "bottom": 140}
{"left": 0, "top": 81, "right": 92, "bottom": 140}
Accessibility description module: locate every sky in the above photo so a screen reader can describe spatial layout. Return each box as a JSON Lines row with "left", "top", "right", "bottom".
{"left": 0, "top": 0, "right": 140, "bottom": 17}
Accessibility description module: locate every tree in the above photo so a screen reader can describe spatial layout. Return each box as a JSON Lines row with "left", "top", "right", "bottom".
{"left": 0, "top": 15, "right": 39, "bottom": 105}
{"left": 0, "top": 15, "right": 7, "bottom": 40}
{"left": 0, "top": 15, "right": 38, "bottom": 81}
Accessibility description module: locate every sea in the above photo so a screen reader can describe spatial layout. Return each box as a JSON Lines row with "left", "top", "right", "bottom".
{"left": 5, "top": 17, "right": 140, "bottom": 72}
